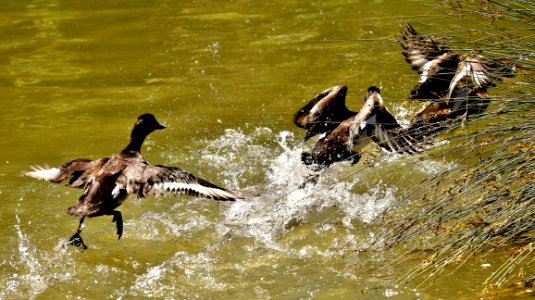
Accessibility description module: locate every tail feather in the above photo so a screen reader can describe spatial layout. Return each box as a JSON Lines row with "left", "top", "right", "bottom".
{"left": 24, "top": 165, "right": 62, "bottom": 182}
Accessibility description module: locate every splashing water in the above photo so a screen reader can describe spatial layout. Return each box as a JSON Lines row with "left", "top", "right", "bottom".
{"left": 4, "top": 127, "right": 404, "bottom": 298}
{"left": 193, "top": 127, "right": 399, "bottom": 250}
{"left": 122, "top": 127, "right": 402, "bottom": 298}
{"left": 130, "top": 251, "right": 227, "bottom": 298}
{"left": 1, "top": 215, "right": 76, "bottom": 299}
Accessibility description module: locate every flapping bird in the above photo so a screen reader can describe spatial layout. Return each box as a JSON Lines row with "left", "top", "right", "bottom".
{"left": 394, "top": 23, "right": 516, "bottom": 141}
{"left": 398, "top": 23, "right": 515, "bottom": 102}
{"left": 295, "top": 86, "right": 423, "bottom": 168}
{"left": 25, "top": 113, "right": 241, "bottom": 249}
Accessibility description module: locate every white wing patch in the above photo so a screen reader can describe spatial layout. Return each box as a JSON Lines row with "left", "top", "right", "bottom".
{"left": 309, "top": 102, "right": 322, "bottom": 115}
{"left": 24, "top": 166, "right": 61, "bottom": 181}
{"left": 447, "top": 57, "right": 491, "bottom": 99}
{"left": 408, "top": 54, "right": 428, "bottom": 69}
{"left": 419, "top": 60, "right": 435, "bottom": 83}
{"left": 359, "top": 120, "right": 367, "bottom": 131}
{"left": 152, "top": 181, "right": 236, "bottom": 200}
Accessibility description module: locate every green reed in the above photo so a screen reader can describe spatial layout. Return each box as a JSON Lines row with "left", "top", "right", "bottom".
{"left": 379, "top": 0, "right": 535, "bottom": 293}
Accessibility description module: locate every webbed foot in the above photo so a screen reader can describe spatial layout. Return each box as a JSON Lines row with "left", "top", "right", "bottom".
{"left": 67, "top": 232, "right": 88, "bottom": 250}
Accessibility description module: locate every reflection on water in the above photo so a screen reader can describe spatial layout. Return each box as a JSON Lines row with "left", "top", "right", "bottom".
{"left": 0, "top": 0, "right": 494, "bottom": 298}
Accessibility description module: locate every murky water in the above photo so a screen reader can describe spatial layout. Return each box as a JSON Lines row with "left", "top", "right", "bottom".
{"left": 0, "top": 1, "right": 509, "bottom": 299}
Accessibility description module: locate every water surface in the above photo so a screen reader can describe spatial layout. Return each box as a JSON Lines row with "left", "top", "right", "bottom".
{"left": 0, "top": 1, "right": 498, "bottom": 298}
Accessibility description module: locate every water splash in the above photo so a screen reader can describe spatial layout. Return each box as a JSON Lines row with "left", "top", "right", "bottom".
{"left": 130, "top": 251, "right": 226, "bottom": 298}
{"left": 1, "top": 214, "right": 76, "bottom": 299}
{"left": 194, "top": 127, "right": 398, "bottom": 250}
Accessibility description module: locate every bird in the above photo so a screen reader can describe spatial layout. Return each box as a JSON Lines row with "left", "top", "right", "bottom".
{"left": 397, "top": 23, "right": 515, "bottom": 102}
{"left": 395, "top": 23, "right": 516, "bottom": 141}
{"left": 396, "top": 87, "right": 491, "bottom": 142}
{"left": 24, "top": 113, "right": 241, "bottom": 249}
{"left": 295, "top": 86, "right": 423, "bottom": 168}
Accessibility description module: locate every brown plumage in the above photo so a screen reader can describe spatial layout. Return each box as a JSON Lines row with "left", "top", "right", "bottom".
{"left": 393, "top": 24, "right": 516, "bottom": 144}
{"left": 297, "top": 86, "right": 423, "bottom": 168}
{"left": 293, "top": 85, "right": 356, "bottom": 141}
{"left": 25, "top": 113, "right": 240, "bottom": 249}
{"left": 398, "top": 23, "right": 515, "bottom": 101}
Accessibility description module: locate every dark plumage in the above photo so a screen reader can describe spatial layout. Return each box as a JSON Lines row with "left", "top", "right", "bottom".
{"left": 25, "top": 113, "right": 240, "bottom": 249}
{"left": 296, "top": 86, "right": 423, "bottom": 168}
{"left": 393, "top": 24, "right": 516, "bottom": 144}
{"left": 294, "top": 85, "right": 356, "bottom": 141}
{"left": 398, "top": 23, "right": 515, "bottom": 101}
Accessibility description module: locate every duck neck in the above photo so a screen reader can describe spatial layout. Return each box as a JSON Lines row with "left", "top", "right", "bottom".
{"left": 122, "top": 128, "right": 149, "bottom": 154}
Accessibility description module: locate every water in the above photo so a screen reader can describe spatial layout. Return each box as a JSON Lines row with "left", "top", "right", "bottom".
{"left": 0, "top": 0, "right": 501, "bottom": 299}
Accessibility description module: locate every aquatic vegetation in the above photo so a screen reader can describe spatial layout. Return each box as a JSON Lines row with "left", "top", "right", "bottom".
{"left": 380, "top": 0, "right": 535, "bottom": 293}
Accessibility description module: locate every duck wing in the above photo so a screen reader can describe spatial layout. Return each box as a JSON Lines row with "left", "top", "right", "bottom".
{"left": 398, "top": 24, "right": 461, "bottom": 100}
{"left": 398, "top": 23, "right": 452, "bottom": 73}
{"left": 385, "top": 98, "right": 469, "bottom": 150}
{"left": 24, "top": 158, "right": 109, "bottom": 188}
{"left": 348, "top": 89, "right": 424, "bottom": 154}
{"left": 137, "top": 165, "right": 239, "bottom": 201}
{"left": 294, "top": 85, "right": 356, "bottom": 140}
{"left": 446, "top": 53, "right": 516, "bottom": 99}
{"left": 408, "top": 52, "right": 461, "bottom": 100}
{"left": 371, "top": 106, "right": 424, "bottom": 155}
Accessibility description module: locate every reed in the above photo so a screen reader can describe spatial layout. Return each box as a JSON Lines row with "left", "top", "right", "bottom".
{"left": 379, "top": 0, "right": 534, "bottom": 293}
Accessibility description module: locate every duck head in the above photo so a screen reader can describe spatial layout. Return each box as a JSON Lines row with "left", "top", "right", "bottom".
{"left": 134, "top": 113, "right": 167, "bottom": 133}
{"left": 122, "top": 113, "right": 166, "bottom": 154}
{"left": 365, "top": 86, "right": 384, "bottom": 109}
{"left": 366, "top": 86, "right": 381, "bottom": 97}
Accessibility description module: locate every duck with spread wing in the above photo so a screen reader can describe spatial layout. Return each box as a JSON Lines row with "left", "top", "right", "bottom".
{"left": 294, "top": 86, "right": 423, "bottom": 168}
{"left": 25, "top": 113, "right": 242, "bottom": 249}
{"left": 397, "top": 23, "right": 516, "bottom": 139}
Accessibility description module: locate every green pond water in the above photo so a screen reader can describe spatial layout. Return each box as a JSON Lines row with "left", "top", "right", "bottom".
{"left": 0, "top": 0, "right": 518, "bottom": 299}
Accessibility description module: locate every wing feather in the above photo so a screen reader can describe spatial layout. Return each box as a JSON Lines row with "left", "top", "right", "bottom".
{"left": 447, "top": 54, "right": 516, "bottom": 99}
{"left": 397, "top": 23, "right": 451, "bottom": 74}
{"left": 294, "top": 85, "right": 356, "bottom": 140}
{"left": 140, "top": 165, "right": 238, "bottom": 201}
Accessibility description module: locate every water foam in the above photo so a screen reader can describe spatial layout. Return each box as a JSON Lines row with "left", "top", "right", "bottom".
{"left": 194, "top": 127, "right": 398, "bottom": 250}
{"left": 1, "top": 214, "right": 76, "bottom": 299}
{"left": 122, "top": 127, "right": 403, "bottom": 298}
{"left": 130, "top": 251, "right": 226, "bottom": 298}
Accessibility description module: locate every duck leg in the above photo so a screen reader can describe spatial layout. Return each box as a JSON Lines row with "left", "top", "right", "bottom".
{"left": 112, "top": 211, "right": 123, "bottom": 239}
{"left": 68, "top": 216, "right": 88, "bottom": 250}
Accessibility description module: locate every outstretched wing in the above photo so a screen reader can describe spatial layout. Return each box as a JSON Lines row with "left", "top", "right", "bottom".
{"left": 138, "top": 165, "right": 238, "bottom": 201}
{"left": 24, "top": 158, "right": 109, "bottom": 188}
{"left": 447, "top": 53, "right": 516, "bottom": 99}
{"left": 398, "top": 23, "right": 460, "bottom": 100}
{"left": 349, "top": 94, "right": 423, "bottom": 155}
{"left": 398, "top": 23, "right": 452, "bottom": 74}
{"left": 294, "top": 85, "right": 356, "bottom": 140}
{"left": 371, "top": 106, "right": 424, "bottom": 155}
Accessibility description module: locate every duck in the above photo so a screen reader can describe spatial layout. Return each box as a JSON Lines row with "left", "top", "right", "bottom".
{"left": 295, "top": 86, "right": 423, "bottom": 168}
{"left": 398, "top": 23, "right": 515, "bottom": 103}
{"left": 396, "top": 87, "right": 491, "bottom": 142}
{"left": 395, "top": 23, "right": 516, "bottom": 141}
{"left": 24, "top": 113, "right": 241, "bottom": 249}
